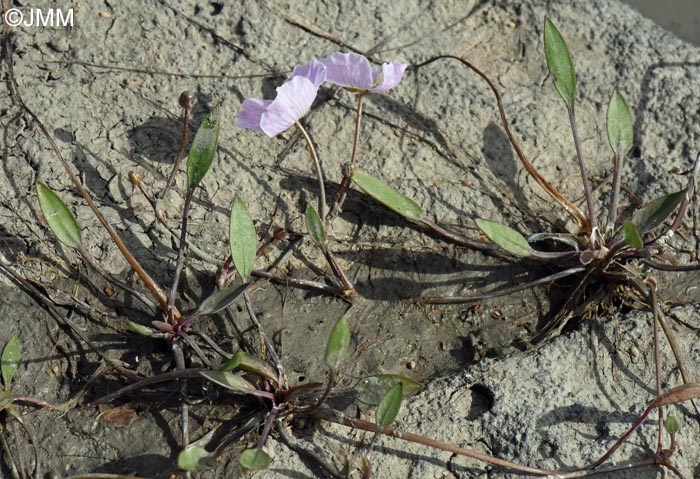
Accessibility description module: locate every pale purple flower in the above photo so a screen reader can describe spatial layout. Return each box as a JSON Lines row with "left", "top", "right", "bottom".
{"left": 320, "top": 52, "right": 407, "bottom": 94}
{"left": 237, "top": 59, "right": 327, "bottom": 137}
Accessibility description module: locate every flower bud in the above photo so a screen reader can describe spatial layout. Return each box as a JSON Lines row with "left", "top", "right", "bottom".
{"left": 179, "top": 91, "right": 196, "bottom": 109}
{"left": 128, "top": 171, "right": 142, "bottom": 186}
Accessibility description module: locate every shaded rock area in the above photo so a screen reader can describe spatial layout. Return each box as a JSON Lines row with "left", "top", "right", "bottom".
{"left": 0, "top": 0, "right": 699, "bottom": 478}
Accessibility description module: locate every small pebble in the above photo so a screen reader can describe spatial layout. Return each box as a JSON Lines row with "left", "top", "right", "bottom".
{"left": 48, "top": 38, "right": 70, "bottom": 53}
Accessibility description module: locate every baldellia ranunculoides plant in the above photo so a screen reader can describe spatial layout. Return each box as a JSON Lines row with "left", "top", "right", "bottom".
{"left": 11, "top": 5, "right": 700, "bottom": 474}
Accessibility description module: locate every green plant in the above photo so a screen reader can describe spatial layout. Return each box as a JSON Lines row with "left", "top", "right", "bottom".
{"left": 3, "top": 5, "right": 699, "bottom": 477}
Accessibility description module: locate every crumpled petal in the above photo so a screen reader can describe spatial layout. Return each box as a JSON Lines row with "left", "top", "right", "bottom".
{"left": 260, "top": 76, "right": 318, "bottom": 137}
{"left": 321, "top": 52, "right": 374, "bottom": 90}
{"left": 236, "top": 98, "right": 272, "bottom": 131}
{"left": 291, "top": 58, "right": 327, "bottom": 88}
{"left": 370, "top": 62, "right": 408, "bottom": 93}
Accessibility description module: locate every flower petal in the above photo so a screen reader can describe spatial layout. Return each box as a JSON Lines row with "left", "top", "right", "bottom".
{"left": 291, "top": 59, "right": 327, "bottom": 88}
{"left": 370, "top": 62, "right": 408, "bottom": 93}
{"left": 321, "top": 52, "right": 373, "bottom": 90}
{"left": 236, "top": 98, "right": 272, "bottom": 131}
{"left": 260, "top": 76, "right": 317, "bottom": 137}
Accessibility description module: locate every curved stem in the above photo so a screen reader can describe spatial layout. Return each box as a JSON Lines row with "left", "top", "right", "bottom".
{"left": 301, "top": 369, "right": 335, "bottom": 416}
{"left": 411, "top": 55, "right": 589, "bottom": 231}
{"left": 660, "top": 150, "right": 700, "bottom": 242}
{"left": 168, "top": 191, "right": 193, "bottom": 324}
{"left": 349, "top": 94, "right": 365, "bottom": 169}
{"left": 295, "top": 121, "right": 327, "bottom": 221}
{"left": 418, "top": 266, "right": 585, "bottom": 304}
{"left": 334, "top": 93, "right": 365, "bottom": 212}
{"left": 590, "top": 401, "right": 656, "bottom": 468}
{"left": 2, "top": 20, "right": 175, "bottom": 318}
{"left": 648, "top": 279, "right": 664, "bottom": 453}
{"left": 310, "top": 407, "right": 556, "bottom": 476}
{"left": 613, "top": 272, "right": 700, "bottom": 419}
{"left": 567, "top": 107, "right": 597, "bottom": 234}
{"left": 606, "top": 151, "right": 623, "bottom": 237}
{"left": 161, "top": 100, "right": 191, "bottom": 199}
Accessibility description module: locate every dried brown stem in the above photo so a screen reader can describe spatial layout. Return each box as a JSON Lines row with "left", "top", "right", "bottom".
{"left": 311, "top": 407, "right": 556, "bottom": 476}
{"left": 412, "top": 55, "right": 589, "bottom": 231}
{"left": 2, "top": 16, "right": 178, "bottom": 319}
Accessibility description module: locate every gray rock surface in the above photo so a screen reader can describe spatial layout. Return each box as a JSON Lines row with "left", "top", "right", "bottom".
{"left": 1, "top": 0, "right": 699, "bottom": 477}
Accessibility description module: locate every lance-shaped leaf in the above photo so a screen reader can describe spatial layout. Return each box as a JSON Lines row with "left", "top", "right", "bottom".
{"left": 219, "top": 351, "right": 243, "bottom": 372}
{"left": 305, "top": 205, "right": 326, "bottom": 244}
{"left": 1, "top": 335, "right": 20, "bottom": 389}
{"left": 631, "top": 189, "right": 686, "bottom": 235}
{"left": 355, "top": 374, "right": 422, "bottom": 405}
{"left": 544, "top": 17, "right": 576, "bottom": 109}
{"left": 475, "top": 219, "right": 532, "bottom": 256}
{"left": 200, "top": 370, "right": 256, "bottom": 394}
{"left": 229, "top": 195, "right": 257, "bottom": 282}
{"left": 36, "top": 181, "right": 82, "bottom": 249}
{"left": 623, "top": 221, "right": 643, "bottom": 249}
{"left": 220, "top": 351, "right": 278, "bottom": 384}
{"left": 239, "top": 448, "right": 271, "bottom": 470}
{"left": 376, "top": 382, "right": 403, "bottom": 430}
{"left": 351, "top": 169, "right": 423, "bottom": 222}
{"left": 124, "top": 320, "right": 156, "bottom": 337}
{"left": 187, "top": 106, "right": 221, "bottom": 190}
{"left": 607, "top": 90, "right": 633, "bottom": 157}
{"left": 325, "top": 316, "right": 350, "bottom": 371}
{"left": 177, "top": 445, "right": 216, "bottom": 472}
{"left": 190, "top": 283, "right": 247, "bottom": 318}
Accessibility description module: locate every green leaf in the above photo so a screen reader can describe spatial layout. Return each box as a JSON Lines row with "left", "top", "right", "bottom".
{"left": 376, "top": 382, "right": 403, "bottom": 430}
{"left": 606, "top": 90, "right": 633, "bottom": 158}
{"left": 623, "top": 221, "right": 643, "bottom": 249}
{"left": 355, "top": 374, "right": 422, "bottom": 405}
{"left": 631, "top": 189, "right": 686, "bottom": 235}
{"left": 664, "top": 415, "right": 679, "bottom": 435}
{"left": 2, "top": 335, "right": 20, "bottom": 389}
{"left": 218, "top": 351, "right": 278, "bottom": 383}
{"left": 0, "top": 391, "right": 13, "bottom": 411}
{"left": 200, "top": 370, "right": 256, "bottom": 394}
{"left": 219, "top": 351, "right": 243, "bottom": 372}
{"left": 475, "top": 219, "right": 532, "bottom": 256}
{"left": 305, "top": 205, "right": 326, "bottom": 244}
{"left": 239, "top": 448, "right": 271, "bottom": 470}
{"left": 351, "top": 169, "right": 423, "bottom": 221}
{"left": 187, "top": 106, "right": 221, "bottom": 190}
{"left": 229, "top": 195, "right": 257, "bottom": 282}
{"left": 227, "top": 351, "right": 278, "bottom": 384}
{"left": 177, "top": 444, "right": 216, "bottom": 472}
{"left": 124, "top": 319, "right": 156, "bottom": 337}
{"left": 36, "top": 181, "right": 82, "bottom": 249}
{"left": 544, "top": 17, "right": 576, "bottom": 108}
{"left": 324, "top": 316, "right": 350, "bottom": 372}
{"left": 191, "top": 283, "right": 247, "bottom": 317}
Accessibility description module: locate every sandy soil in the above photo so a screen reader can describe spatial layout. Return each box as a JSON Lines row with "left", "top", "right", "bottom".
{"left": 0, "top": 0, "right": 699, "bottom": 478}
